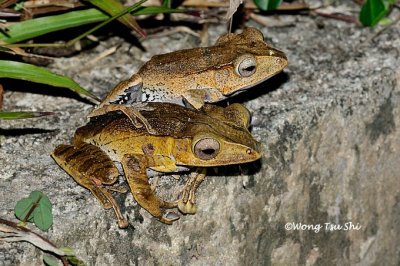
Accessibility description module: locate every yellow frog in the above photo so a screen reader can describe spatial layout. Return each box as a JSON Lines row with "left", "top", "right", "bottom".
{"left": 88, "top": 27, "right": 287, "bottom": 131}
{"left": 52, "top": 103, "right": 261, "bottom": 228}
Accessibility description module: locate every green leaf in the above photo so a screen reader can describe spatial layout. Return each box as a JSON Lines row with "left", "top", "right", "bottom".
{"left": 33, "top": 193, "right": 53, "bottom": 231}
{"left": 88, "top": 0, "right": 146, "bottom": 37}
{"left": 59, "top": 247, "right": 76, "bottom": 256}
{"left": 15, "top": 191, "right": 44, "bottom": 222}
{"left": 378, "top": 16, "right": 393, "bottom": 25}
{"left": 0, "top": 111, "right": 53, "bottom": 120}
{"left": 162, "top": 0, "right": 170, "bottom": 8}
{"left": 0, "top": 60, "right": 99, "bottom": 102}
{"left": 253, "top": 0, "right": 282, "bottom": 11}
{"left": 67, "top": 256, "right": 86, "bottom": 266}
{"left": 15, "top": 198, "right": 35, "bottom": 222}
{"left": 359, "top": 0, "right": 388, "bottom": 26}
{"left": 43, "top": 255, "right": 59, "bottom": 266}
{"left": 14, "top": 191, "right": 53, "bottom": 231}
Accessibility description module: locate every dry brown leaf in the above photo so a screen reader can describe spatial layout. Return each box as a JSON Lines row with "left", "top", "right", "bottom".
{"left": 0, "top": 44, "right": 54, "bottom": 60}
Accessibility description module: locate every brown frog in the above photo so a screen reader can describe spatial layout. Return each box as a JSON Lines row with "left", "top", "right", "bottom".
{"left": 88, "top": 27, "right": 287, "bottom": 131}
{"left": 52, "top": 103, "right": 261, "bottom": 228}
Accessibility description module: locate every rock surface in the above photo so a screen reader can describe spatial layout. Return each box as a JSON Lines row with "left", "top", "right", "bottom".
{"left": 1, "top": 2, "right": 400, "bottom": 265}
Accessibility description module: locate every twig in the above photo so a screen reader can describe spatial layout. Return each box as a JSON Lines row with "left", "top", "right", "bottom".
{"left": 0, "top": 45, "right": 55, "bottom": 60}
{"left": 23, "top": 0, "right": 80, "bottom": 9}
{"left": 0, "top": 218, "right": 68, "bottom": 265}
{"left": 0, "top": 83, "right": 3, "bottom": 110}
{"left": 144, "top": 26, "right": 200, "bottom": 39}
{"left": 312, "top": 10, "right": 359, "bottom": 24}
{"left": 0, "top": 0, "right": 17, "bottom": 9}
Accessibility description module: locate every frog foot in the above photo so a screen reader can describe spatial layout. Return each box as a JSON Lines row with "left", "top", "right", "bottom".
{"left": 177, "top": 168, "right": 206, "bottom": 214}
{"left": 177, "top": 198, "right": 197, "bottom": 214}
{"left": 130, "top": 102, "right": 154, "bottom": 112}
{"left": 99, "top": 186, "right": 129, "bottom": 228}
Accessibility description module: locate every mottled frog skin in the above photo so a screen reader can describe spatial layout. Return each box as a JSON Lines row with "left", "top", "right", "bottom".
{"left": 52, "top": 103, "right": 261, "bottom": 228}
{"left": 88, "top": 27, "right": 288, "bottom": 130}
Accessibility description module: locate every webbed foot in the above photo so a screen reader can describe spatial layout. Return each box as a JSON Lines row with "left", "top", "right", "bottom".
{"left": 177, "top": 168, "right": 206, "bottom": 214}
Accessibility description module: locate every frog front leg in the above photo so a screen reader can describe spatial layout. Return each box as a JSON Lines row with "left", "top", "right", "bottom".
{"left": 178, "top": 168, "right": 206, "bottom": 214}
{"left": 182, "top": 88, "right": 225, "bottom": 109}
{"left": 121, "top": 154, "right": 179, "bottom": 225}
{"left": 88, "top": 75, "right": 156, "bottom": 134}
{"left": 51, "top": 143, "right": 129, "bottom": 228}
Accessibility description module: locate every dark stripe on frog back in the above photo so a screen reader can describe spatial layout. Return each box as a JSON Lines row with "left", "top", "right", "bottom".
{"left": 53, "top": 145, "right": 74, "bottom": 157}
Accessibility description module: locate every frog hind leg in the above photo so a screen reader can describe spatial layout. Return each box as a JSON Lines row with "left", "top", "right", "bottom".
{"left": 178, "top": 168, "right": 207, "bottom": 214}
{"left": 89, "top": 104, "right": 156, "bottom": 135}
{"left": 122, "top": 154, "right": 179, "bottom": 225}
{"left": 51, "top": 144, "right": 129, "bottom": 228}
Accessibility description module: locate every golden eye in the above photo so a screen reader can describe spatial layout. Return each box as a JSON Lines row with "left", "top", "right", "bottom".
{"left": 235, "top": 55, "right": 257, "bottom": 77}
{"left": 193, "top": 138, "right": 220, "bottom": 160}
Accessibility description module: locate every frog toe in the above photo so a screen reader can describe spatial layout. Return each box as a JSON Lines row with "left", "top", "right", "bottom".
{"left": 177, "top": 199, "right": 197, "bottom": 214}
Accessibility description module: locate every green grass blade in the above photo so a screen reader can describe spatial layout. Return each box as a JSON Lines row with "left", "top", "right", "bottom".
{"left": 254, "top": 0, "right": 283, "bottom": 11}
{"left": 88, "top": 0, "right": 146, "bottom": 37}
{"left": 0, "top": 60, "right": 99, "bottom": 102}
{"left": 0, "top": 111, "right": 54, "bottom": 120}
{"left": 0, "top": 9, "right": 106, "bottom": 44}
{"left": 68, "top": 0, "right": 148, "bottom": 45}
{"left": 0, "top": 5, "right": 185, "bottom": 44}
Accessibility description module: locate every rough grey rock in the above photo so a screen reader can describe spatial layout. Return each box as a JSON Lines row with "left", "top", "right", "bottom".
{"left": 1, "top": 5, "right": 400, "bottom": 266}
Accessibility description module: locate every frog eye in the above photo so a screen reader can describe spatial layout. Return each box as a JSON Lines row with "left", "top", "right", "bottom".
{"left": 193, "top": 138, "right": 220, "bottom": 160}
{"left": 235, "top": 55, "right": 257, "bottom": 77}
